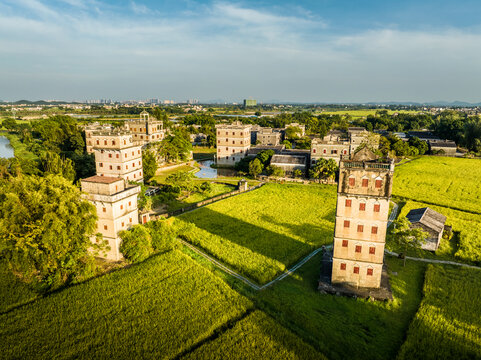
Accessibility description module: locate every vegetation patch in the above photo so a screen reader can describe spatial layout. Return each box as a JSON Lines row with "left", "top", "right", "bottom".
{"left": 393, "top": 157, "right": 481, "bottom": 214}
{"left": 183, "top": 310, "right": 326, "bottom": 360}
{"left": 256, "top": 255, "right": 426, "bottom": 360}
{"left": 0, "top": 250, "right": 252, "bottom": 359}
{"left": 177, "top": 183, "right": 337, "bottom": 284}
{"left": 394, "top": 199, "right": 481, "bottom": 264}
{"left": 396, "top": 265, "right": 481, "bottom": 360}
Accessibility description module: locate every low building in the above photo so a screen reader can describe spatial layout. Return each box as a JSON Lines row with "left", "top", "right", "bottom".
{"left": 406, "top": 207, "right": 447, "bottom": 251}
{"left": 81, "top": 176, "right": 141, "bottom": 260}
{"left": 257, "top": 127, "right": 282, "bottom": 146}
{"left": 428, "top": 140, "right": 457, "bottom": 156}
{"left": 215, "top": 122, "right": 251, "bottom": 166}
{"left": 247, "top": 145, "right": 285, "bottom": 156}
{"left": 243, "top": 99, "right": 257, "bottom": 107}
{"left": 270, "top": 154, "right": 307, "bottom": 174}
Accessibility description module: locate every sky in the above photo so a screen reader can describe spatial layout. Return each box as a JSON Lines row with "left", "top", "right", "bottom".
{"left": 1, "top": 0, "right": 481, "bottom": 103}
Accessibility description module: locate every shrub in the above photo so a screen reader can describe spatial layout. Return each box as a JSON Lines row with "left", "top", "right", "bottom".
{"left": 119, "top": 225, "right": 154, "bottom": 263}
{"left": 146, "top": 218, "right": 178, "bottom": 252}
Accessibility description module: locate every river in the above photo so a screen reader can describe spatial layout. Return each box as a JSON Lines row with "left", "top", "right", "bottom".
{"left": 194, "top": 160, "right": 237, "bottom": 178}
{"left": 0, "top": 136, "right": 14, "bottom": 158}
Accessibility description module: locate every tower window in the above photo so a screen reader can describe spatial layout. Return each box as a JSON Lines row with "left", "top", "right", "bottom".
{"left": 353, "top": 266, "right": 360, "bottom": 274}
{"left": 102, "top": 207, "right": 106, "bottom": 212}
{"left": 362, "top": 178, "right": 368, "bottom": 187}
{"left": 375, "top": 179, "right": 383, "bottom": 188}
{"left": 343, "top": 220, "right": 350, "bottom": 228}
{"left": 313, "top": 148, "right": 316, "bottom": 153}
{"left": 367, "top": 268, "right": 373, "bottom": 276}
{"left": 349, "top": 177, "right": 355, "bottom": 186}
{"left": 103, "top": 225, "right": 108, "bottom": 230}
{"left": 357, "top": 225, "right": 364, "bottom": 233}
{"left": 371, "top": 226, "right": 378, "bottom": 234}
{"left": 374, "top": 204, "right": 380, "bottom": 212}
{"left": 340, "top": 263, "right": 346, "bottom": 270}
{"left": 345, "top": 199, "right": 352, "bottom": 207}
{"left": 342, "top": 240, "right": 348, "bottom": 247}
{"left": 359, "top": 203, "right": 366, "bottom": 211}
{"left": 355, "top": 245, "right": 362, "bottom": 253}
{"left": 369, "top": 246, "right": 376, "bottom": 254}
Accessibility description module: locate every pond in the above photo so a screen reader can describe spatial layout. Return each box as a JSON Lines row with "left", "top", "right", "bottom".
{"left": 0, "top": 136, "right": 14, "bottom": 158}
{"left": 194, "top": 160, "right": 237, "bottom": 178}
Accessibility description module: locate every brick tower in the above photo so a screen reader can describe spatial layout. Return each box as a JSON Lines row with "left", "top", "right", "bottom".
{"left": 331, "top": 147, "right": 394, "bottom": 288}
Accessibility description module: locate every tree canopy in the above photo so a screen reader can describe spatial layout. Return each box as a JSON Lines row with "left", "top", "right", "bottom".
{"left": 0, "top": 175, "right": 103, "bottom": 290}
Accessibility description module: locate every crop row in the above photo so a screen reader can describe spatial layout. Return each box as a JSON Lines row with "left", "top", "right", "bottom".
{"left": 396, "top": 265, "right": 481, "bottom": 360}
{"left": 393, "top": 156, "right": 481, "bottom": 214}
{"left": 177, "top": 183, "right": 337, "bottom": 284}
{"left": 0, "top": 250, "right": 252, "bottom": 359}
{"left": 183, "top": 310, "right": 326, "bottom": 360}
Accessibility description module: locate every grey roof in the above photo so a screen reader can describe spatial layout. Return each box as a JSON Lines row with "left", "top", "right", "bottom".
{"left": 428, "top": 140, "right": 457, "bottom": 148}
{"left": 271, "top": 154, "right": 306, "bottom": 165}
{"left": 406, "top": 207, "right": 447, "bottom": 234}
{"left": 247, "top": 145, "right": 284, "bottom": 155}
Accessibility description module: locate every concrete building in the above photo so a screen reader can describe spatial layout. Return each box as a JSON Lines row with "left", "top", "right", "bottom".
{"left": 270, "top": 154, "right": 307, "bottom": 175}
{"left": 428, "top": 139, "right": 457, "bottom": 156}
{"left": 126, "top": 110, "right": 164, "bottom": 145}
{"left": 331, "top": 148, "right": 395, "bottom": 288}
{"left": 406, "top": 207, "right": 447, "bottom": 251}
{"left": 310, "top": 128, "right": 379, "bottom": 166}
{"left": 257, "top": 127, "right": 282, "bottom": 146}
{"left": 81, "top": 176, "right": 141, "bottom": 260}
{"left": 243, "top": 99, "right": 257, "bottom": 107}
{"left": 92, "top": 130, "right": 144, "bottom": 183}
{"left": 85, "top": 123, "right": 115, "bottom": 154}
{"left": 215, "top": 122, "right": 251, "bottom": 166}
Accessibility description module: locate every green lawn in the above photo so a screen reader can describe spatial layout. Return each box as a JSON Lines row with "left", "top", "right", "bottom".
{"left": 393, "top": 156, "right": 481, "bottom": 214}
{"left": 183, "top": 311, "right": 326, "bottom": 360}
{"left": 3, "top": 133, "right": 38, "bottom": 161}
{"left": 256, "top": 255, "right": 427, "bottom": 360}
{"left": 0, "top": 260, "right": 39, "bottom": 313}
{"left": 397, "top": 265, "right": 481, "bottom": 360}
{"left": 177, "top": 183, "right": 337, "bottom": 284}
{"left": 0, "top": 250, "right": 252, "bottom": 359}
{"left": 152, "top": 164, "right": 197, "bottom": 183}
{"left": 193, "top": 146, "right": 216, "bottom": 160}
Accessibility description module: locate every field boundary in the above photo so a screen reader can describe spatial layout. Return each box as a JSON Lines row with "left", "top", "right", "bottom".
{"left": 180, "top": 237, "right": 327, "bottom": 291}
{"left": 393, "top": 196, "right": 481, "bottom": 216}
{"left": 385, "top": 250, "right": 481, "bottom": 269}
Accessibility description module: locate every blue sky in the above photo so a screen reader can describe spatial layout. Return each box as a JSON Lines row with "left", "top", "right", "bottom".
{"left": 1, "top": 0, "right": 481, "bottom": 102}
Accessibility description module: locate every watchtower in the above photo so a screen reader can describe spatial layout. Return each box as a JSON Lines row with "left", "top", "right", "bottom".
{"left": 331, "top": 147, "right": 394, "bottom": 288}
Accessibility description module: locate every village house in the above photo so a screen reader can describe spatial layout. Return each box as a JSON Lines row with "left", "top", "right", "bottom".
{"left": 406, "top": 207, "right": 447, "bottom": 251}
{"left": 270, "top": 154, "right": 307, "bottom": 175}
{"left": 428, "top": 139, "right": 457, "bottom": 156}
{"left": 330, "top": 147, "right": 395, "bottom": 289}
{"left": 256, "top": 127, "right": 282, "bottom": 146}
{"left": 215, "top": 122, "right": 251, "bottom": 166}
{"left": 81, "top": 176, "right": 141, "bottom": 260}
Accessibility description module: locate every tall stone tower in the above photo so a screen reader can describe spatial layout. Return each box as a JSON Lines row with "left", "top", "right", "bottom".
{"left": 81, "top": 176, "right": 140, "bottom": 260}
{"left": 331, "top": 147, "right": 394, "bottom": 288}
{"left": 90, "top": 129, "right": 144, "bottom": 183}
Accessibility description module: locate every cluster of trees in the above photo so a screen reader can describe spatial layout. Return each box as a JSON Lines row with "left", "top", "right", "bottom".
{"left": 148, "top": 128, "right": 192, "bottom": 165}
{"left": 234, "top": 149, "right": 284, "bottom": 178}
{"left": 309, "top": 159, "right": 338, "bottom": 181}
{"left": 183, "top": 114, "right": 216, "bottom": 147}
{"left": 379, "top": 135, "right": 429, "bottom": 157}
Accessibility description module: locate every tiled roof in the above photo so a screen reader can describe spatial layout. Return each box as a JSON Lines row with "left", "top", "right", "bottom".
{"left": 81, "top": 175, "right": 123, "bottom": 184}
{"left": 406, "top": 207, "right": 447, "bottom": 234}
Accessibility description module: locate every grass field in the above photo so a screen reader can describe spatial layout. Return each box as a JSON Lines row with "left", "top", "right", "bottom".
{"left": 183, "top": 311, "right": 326, "bottom": 360}
{"left": 0, "top": 260, "right": 39, "bottom": 313}
{"left": 193, "top": 146, "right": 216, "bottom": 160}
{"left": 318, "top": 109, "right": 419, "bottom": 118}
{"left": 393, "top": 199, "right": 481, "bottom": 264}
{"left": 396, "top": 265, "right": 481, "bottom": 360}
{"left": 0, "top": 250, "right": 253, "bottom": 359}
{"left": 392, "top": 157, "right": 481, "bottom": 264}
{"left": 256, "top": 255, "right": 427, "bottom": 360}
{"left": 177, "top": 183, "right": 337, "bottom": 284}
{"left": 394, "top": 157, "right": 481, "bottom": 214}
{"left": 3, "top": 133, "right": 38, "bottom": 161}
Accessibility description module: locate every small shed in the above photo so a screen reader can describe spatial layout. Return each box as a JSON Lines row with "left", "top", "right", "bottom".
{"left": 238, "top": 179, "right": 248, "bottom": 192}
{"left": 270, "top": 154, "right": 306, "bottom": 174}
{"left": 406, "top": 207, "right": 447, "bottom": 251}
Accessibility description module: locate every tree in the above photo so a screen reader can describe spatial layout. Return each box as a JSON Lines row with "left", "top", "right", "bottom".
{"left": 266, "top": 165, "right": 285, "bottom": 177}
{"left": 2, "top": 118, "right": 18, "bottom": 131}
{"left": 249, "top": 158, "right": 263, "bottom": 178}
{"left": 165, "top": 170, "right": 195, "bottom": 195}
{"left": 157, "top": 129, "right": 192, "bottom": 163}
{"left": 462, "top": 116, "right": 481, "bottom": 152}
{"left": 309, "top": 158, "right": 338, "bottom": 181}
{"left": 285, "top": 126, "right": 302, "bottom": 140}
{"left": 408, "top": 137, "right": 428, "bottom": 155}
{"left": 0, "top": 175, "right": 103, "bottom": 290}
{"left": 389, "top": 217, "right": 428, "bottom": 266}
{"left": 256, "top": 149, "right": 275, "bottom": 167}
{"left": 293, "top": 169, "right": 303, "bottom": 178}
{"left": 142, "top": 149, "right": 158, "bottom": 183}
{"left": 282, "top": 140, "right": 292, "bottom": 149}
{"left": 39, "top": 151, "right": 76, "bottom": 182}
{"left": 119, "top": 225, "right": 153, "bottom": 263}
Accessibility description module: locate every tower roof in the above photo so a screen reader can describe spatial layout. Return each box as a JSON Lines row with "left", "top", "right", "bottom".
{"left": 351, "top": 146, "right": 378, "bottom": 162}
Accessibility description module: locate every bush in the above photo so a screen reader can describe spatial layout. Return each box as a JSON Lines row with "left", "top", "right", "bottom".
{"left": 146, "top": 218, "right": 179, "bottom": 252}
{"left": 119, "top": 225, "right": 154, "bottom": 263}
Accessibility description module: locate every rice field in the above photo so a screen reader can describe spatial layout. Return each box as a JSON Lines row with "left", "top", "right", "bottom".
{"left": 177, "top": 183, "right": 337, "bottom": 284}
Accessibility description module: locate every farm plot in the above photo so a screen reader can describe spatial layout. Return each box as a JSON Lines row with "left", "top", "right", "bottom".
{"left": 393, "top": 157, "right": 481, "bottom": 214}
{"left": 396, "top": 265, "right": 481, "bottom": 360}
{"left": 177, "top": 183, "right": 337, "bottom": 284}
{"left": 0, "top": 250, "right": 252, "bottom": 360}
{"left": 395, "top": 200, "right": 481, "bottom": 264}
{"left": 256, "top": 255, "right": 427, "bottom": 360}
{"left": 183, "top": 311, "right": 326, "bottom": 360}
